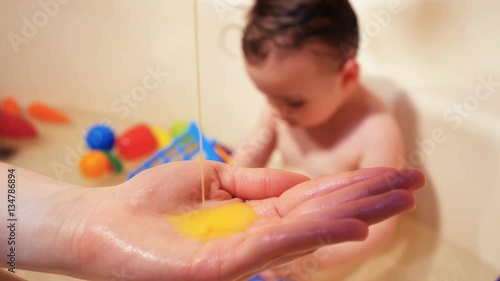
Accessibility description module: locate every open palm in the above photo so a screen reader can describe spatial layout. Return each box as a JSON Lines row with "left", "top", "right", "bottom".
{"left": 70, "top": 161, "right": 424, "bottom": 281}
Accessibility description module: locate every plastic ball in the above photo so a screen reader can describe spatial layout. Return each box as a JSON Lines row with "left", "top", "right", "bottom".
{"left": 79, "top": 151, "right": 111, "bottom": 178}
{"left": 151, "top": 126, "right": 172, "bottom": 147}
{"left": 170, "top": 121, "right": 189, "bottom": 137}
{"left": 86, "top": 124, "right": 115, "bottom": 150}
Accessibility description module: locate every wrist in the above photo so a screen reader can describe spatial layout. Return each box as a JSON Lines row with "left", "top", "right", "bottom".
{"left": 0, "top": 164, "right": 104, "bottom": 276}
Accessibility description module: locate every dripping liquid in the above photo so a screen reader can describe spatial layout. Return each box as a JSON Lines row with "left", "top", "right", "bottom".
{"left": 193, "top": 0, "right": 205, "bottom": 209}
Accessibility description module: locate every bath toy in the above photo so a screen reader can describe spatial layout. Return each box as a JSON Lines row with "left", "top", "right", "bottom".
{"left": 151, "top": 126, "right": 172, "bottom": 147}
{"left": 168, "top": 202, "right": 258, "bottom": 241}
{"left": 86, "top": 124, "right": 116, "bottom": 151}
{"left": 248, "top": 275, "right": 266, "bottom": 281}
{"left": 79, "top": 151, "right": 112, "bottom": 178}
{"left": 28, "top": 102, "right": 70, "bottom": 123}
{"left": 104, "top": 151, "right": 123, "bottom": 174}
{"left": 0, "top": 112, "right": 38, "bottom": 139}
{"left": 248, "top": 275, "right": 288, "bottom": 281}
{"left": 0, "top": 146, "right": 16, "bottom": 160}
{"left": 1, "top": 96, "right": 22, "bottom": 117}
{"left": 78, "top": 150, "right": 122, "bottom": 178}
{"left": 127, "top": 122, "right": 226, "bottom": 179}
{"left": 170, "top": 120, "right": 189, "bottom": 137}
{"left": 214, "top": 144, "right": 233, "bottom": 164}
{"left": 116, "top": 123, "right": 158, "bottom": 160}
{"left": 217, "top": 143, "right": 233, "bottom": 155}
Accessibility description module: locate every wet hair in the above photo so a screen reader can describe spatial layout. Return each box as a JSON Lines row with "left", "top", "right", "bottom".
{"left": 243, "top": 0, "right": 359, "bottom": 63}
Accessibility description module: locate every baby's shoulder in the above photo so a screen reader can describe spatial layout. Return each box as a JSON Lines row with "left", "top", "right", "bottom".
{"left": 356, "top": 92, "right": 402, "bottom": 140}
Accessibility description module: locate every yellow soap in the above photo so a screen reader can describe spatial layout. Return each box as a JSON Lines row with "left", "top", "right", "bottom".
{"left": 168, "top": 202, "right": 259, "bottom": 241}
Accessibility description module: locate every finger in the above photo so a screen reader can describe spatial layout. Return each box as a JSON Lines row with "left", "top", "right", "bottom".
{"left": 285, "top": 169, "right": 424, "bottom": 217}
{"left": 211, "top": 162, "right": 310, "bottom": 200}
{"left": 290, "top": 190, "right": 416, "bottom": 225}
{"left": 331, "top": 168, "right": 425, "bottom": 203}
{"left": 127, "top": 161, "right": 309, "bottom": 206}
{"left": 275, "top": 167, "right": 405, "bottom": 215}
{"left": 224, "top": 219, "right": 368, "bottom": 280}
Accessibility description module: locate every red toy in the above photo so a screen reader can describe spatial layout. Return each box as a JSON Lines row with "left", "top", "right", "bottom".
{"left": 116, "top": 124, "right": 158, "bottom": 160}
{"left": 0, "top": 112, "right": 37, "bottom": 139}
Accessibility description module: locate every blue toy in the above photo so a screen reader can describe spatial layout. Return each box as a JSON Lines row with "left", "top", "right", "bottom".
{"left": 86, "top": 124, "right": 115, "bottom": 151}
{"left": 248, "top": 275, "right": 266, "bottom": 281}
{"left": 129, "top": 124, "right": 272, "bottom": 281}
{"left": 248, "top": 275, "right": 287, "bottom": 281}
{"left": 127, "top": 122, "right": 224, "bottom": 179}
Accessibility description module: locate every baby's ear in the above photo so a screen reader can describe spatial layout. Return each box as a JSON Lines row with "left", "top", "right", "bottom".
{"left": 340, "top": 59, "right": 360, "bottom": 90}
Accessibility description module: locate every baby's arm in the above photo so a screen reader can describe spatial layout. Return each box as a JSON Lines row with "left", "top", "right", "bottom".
{"left": 337, "top": 113, "right": 404, "bottom": 263}
{"left": 263, "top": 113, "right": 406, "bottom": 281}
{"left": 358, "top": 112, "right": 404, "bottom": 170}
{"left": 359, "top": 113, "right": 404, "bottom": 169}
{"left": 314, "top": 113, "right": 405, "bottom": 280}
{"left": 232, "top": 105, "right": 277, "bottom": 168}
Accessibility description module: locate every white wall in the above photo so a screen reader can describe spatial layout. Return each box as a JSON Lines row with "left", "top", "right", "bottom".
{"left": 349, "top": 0, "right": 500, "bottom": 271}
{"left": 1, "top": 0, "right": 499, "bottom": 272}
{"left": 0, "top": 0, "right": 263, "bottom": 146}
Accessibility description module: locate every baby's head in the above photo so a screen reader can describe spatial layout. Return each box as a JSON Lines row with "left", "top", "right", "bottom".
{"left": 243, "top": 0, "right": 360, "bottom": 128}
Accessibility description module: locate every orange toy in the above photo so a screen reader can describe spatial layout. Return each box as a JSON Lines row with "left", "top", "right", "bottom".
{"left": 79, "top": 151, "right": 112, "bottom": 178}
{"left": 1, "top": 96, "right": 22, "bottom": 116}
{"left": 214, "top": 144, "right": 233, "bottom": 164}
{"left": 28, "top": 102, "right": 70, "bottom": 123}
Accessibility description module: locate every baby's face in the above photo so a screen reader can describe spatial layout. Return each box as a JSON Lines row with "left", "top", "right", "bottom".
{"left": 245, "top": 46, "right": 348, "bottom": 128}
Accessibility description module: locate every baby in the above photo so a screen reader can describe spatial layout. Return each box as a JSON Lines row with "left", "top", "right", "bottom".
{"left": 233, "top": 0, "right": 404, "bottom": 280}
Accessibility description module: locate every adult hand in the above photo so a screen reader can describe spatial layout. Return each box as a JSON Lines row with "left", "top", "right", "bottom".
{"left": 1, "top": 161, "right": 424, "bottom": 281}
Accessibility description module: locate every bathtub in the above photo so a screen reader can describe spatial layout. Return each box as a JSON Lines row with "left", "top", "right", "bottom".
{"left": 0, "top": 0, "right": 498, "bottom": 280}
